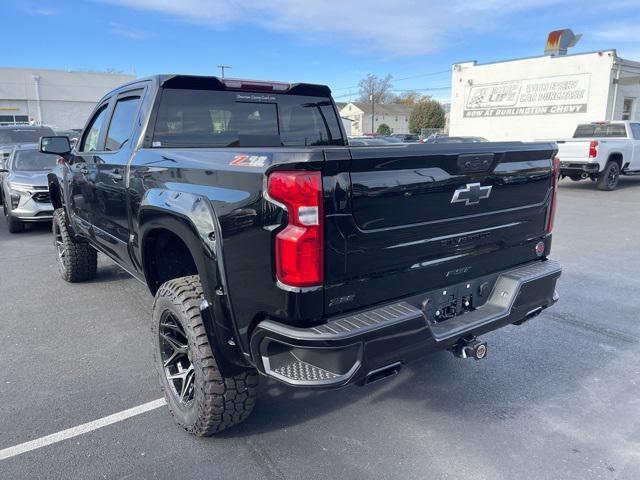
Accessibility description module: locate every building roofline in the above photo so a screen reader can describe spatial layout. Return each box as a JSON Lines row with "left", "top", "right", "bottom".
{"left": 0, "top": 66, "right": 136, "bottom": 76}
{"left": 453, "top": 49, "right": 621, "bottom": 68}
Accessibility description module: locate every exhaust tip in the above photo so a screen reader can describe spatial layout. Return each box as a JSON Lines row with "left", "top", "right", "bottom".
{"left": 363, "top": 362, "right": 402, "bottom": 385}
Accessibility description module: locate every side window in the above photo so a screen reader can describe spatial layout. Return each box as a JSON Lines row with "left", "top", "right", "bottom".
{"left": 80, "top": 104, "right": 109, "bottom": 152}
{"left": 105, "top": 93, "right": 142, "bottom": 151}
{"left": 630, "top": 123, "right": 640, "bottom": 140}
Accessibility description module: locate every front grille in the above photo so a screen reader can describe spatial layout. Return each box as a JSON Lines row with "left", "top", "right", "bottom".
{"left": 32, "top": 192, "right": 51, "bottom": 203}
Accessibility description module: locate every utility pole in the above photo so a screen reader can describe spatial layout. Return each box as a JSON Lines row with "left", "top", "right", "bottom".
{"left": 217, "top": 65, "right": 231, "bottom": 78}
{"left": 370, "top": 90, "right": 375, "bottom": 134}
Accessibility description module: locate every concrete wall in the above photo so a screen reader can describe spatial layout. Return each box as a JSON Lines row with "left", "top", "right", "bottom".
{"left": 449, "top": 51, "right": 637, "bottom": 141}
{"left": 0, "top": 67, "right": 135, "bottom": 130}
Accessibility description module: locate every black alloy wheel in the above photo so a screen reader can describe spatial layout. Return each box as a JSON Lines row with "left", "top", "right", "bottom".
{"left": 159, "top": 311, "right": 195, "bottom": 407}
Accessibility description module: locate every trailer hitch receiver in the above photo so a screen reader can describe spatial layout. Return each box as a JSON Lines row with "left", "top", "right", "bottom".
{"left": 451, "top": 337, "right": 487, "bottom": 360}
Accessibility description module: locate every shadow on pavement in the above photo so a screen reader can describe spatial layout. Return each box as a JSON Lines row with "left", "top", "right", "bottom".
{"left": 558, "top": 176, "right": 640, "bottom": 191}
{"left": 213, "top": 316, "right": 627, "bottom": 439}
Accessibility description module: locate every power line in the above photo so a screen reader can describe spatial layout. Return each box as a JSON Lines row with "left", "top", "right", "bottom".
{"left": 333, "top": 85, "right": 451, "bottom": 99}
{"left": 331, "top": 68, "right": 451, "bottom": 91}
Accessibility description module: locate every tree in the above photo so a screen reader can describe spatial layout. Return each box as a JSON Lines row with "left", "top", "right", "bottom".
{"left": 357, "top": 74, "right": 394, "bottom": 104}
{"left": 377, "top": 123, "right": 391, "bottom": 136}
{"left": 409, "top": 100, "right": 445, "bottom": 134}
{"left": 394, "top": 91, "right": 429, "bottom": 105}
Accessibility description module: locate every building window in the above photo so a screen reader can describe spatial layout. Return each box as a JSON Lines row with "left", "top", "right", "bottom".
{"left": 622, "top": 98, "right": 635, "bottom": 120}
{"left": 0, "top": 114, "right": 29, "bottom": 126}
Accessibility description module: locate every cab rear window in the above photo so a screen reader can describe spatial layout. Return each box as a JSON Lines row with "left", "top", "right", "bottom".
{"left": 152, "top": 88, "right": 344, "bottom": 148}
{"left": 573, "top": 124, "right": 627, "bottom": 138}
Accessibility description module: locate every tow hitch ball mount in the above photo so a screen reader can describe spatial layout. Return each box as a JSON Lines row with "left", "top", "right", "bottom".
{"left": 450, "top": 337, "right": 487, "bottom": 360}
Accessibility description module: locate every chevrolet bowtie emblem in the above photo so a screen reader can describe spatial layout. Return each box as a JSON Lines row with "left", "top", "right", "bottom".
{"left": 451, "top": 183, "right": 492, "bottom": 206}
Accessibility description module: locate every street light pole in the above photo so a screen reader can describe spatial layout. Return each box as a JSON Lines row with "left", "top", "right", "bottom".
{"left": 217, "top": 65, "right": 231, "bottom": 78}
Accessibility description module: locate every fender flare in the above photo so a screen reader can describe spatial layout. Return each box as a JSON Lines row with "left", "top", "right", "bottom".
{"left": 47, "top": 173, "right": 64, "bottom": 210}
{"left": 137, "top": 188, "right": 251, "bottom": 374}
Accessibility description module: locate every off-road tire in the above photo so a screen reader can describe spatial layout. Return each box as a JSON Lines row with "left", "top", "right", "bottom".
{"left": 52, "top": 208, "right": 97, "bottom": 282}
{"left": 596, "top": 161, "right": 620, "bottom": 191}
{"left": 152, "top": 275, "right": 258, "bottom": 436}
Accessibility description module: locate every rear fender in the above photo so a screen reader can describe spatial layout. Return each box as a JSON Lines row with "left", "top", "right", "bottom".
{"left": 138, "top": 188, "right": 251, "bottom": 373}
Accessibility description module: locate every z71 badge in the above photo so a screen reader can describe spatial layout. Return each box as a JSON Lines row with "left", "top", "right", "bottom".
{"left": 230, "top": 155, "right": 270, "bottom": 167}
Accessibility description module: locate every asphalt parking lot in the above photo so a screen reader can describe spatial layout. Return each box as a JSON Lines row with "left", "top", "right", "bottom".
{"left": 1, "top": 177, "right": 639, "bottom": 480}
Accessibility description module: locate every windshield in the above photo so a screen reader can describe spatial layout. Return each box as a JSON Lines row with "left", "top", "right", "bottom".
{"left": 153, "top": 89, "right": 345, "bottom": 147}
{"left": 573, "top": 124, "right": 627, "bottom": 138}
{"left": 12, "top": 149, "right": 59, "bottom": 171}
{"left": 0, "top": 127, "right": 55, "bottom": 144}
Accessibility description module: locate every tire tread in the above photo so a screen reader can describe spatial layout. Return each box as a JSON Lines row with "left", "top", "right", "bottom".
{"left": 53, "top": 208, "right": 97, "bottom": 282}
{"left": 153, "top": 275, "right": 258, "bottom": 436}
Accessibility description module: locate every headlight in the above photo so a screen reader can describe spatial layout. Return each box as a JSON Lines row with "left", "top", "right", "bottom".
{"left": 9, "top": 183, "right": 34, "bottom": 195}
{"left": 7, "top": 183, "right": 33, "bottom": 209}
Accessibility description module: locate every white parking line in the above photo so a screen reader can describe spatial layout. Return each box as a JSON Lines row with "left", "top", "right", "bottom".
{"left": 0, "top": 398, "right": 166, "bottom": 461}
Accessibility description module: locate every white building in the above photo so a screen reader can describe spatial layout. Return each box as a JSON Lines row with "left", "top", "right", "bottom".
{"left": 449, "top": 49, "right": 640, "bottom": 141}
{"left": 0, "top": 67, "right": 135, "bottom": 130}
{"left": 339, "top": 102, "right": 413, "bottom": 135}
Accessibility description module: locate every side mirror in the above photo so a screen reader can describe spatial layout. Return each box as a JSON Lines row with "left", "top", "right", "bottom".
{"left": 40, "top": 136, "right": 71, "bottom": 156}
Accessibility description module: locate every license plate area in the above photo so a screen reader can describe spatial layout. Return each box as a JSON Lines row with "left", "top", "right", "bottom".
{"left": 422, "top": 278, "right": 495, "bottom": 325}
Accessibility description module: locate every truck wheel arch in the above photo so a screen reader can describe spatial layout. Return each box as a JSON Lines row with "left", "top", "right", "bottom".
{"left": 137, "top": 190, "right": 252, "bottom": 375}
{"left": 139, "top": 212, "right": 217, "bottom": 297}
{"left": 607, "top": 153, "right": 623, "bottom": 168}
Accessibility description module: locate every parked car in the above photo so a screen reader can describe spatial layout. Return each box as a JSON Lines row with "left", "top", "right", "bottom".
{"left": 349, "top": 136, "right": 392, "bottom": 146}
{"left": 0, "top": 125, "right": 56, "bottom": 163}
{"left": 0, "top": 144, "right": 56, "bottom": 232}
{"left": 555, "top": 121, "right": 640, "bottom": 190}
{"left": 40, "top": 74, "right": 562, "bottom": 436}
{"left": 424, "top": 136, "right": 488, "bottom": 144}
{"left": 391, "top": 133, "right": 420, "bottom": 142}
{"left": 55, "top": 129, "right": 81, "bottom": 149}
{"left": 378, "top": 136, "right": 404, "bottom": 143}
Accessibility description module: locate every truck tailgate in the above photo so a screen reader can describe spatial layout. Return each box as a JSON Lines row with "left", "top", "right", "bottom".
{"left": 323, "top": 142, "right": 557, "bottom": 315}
{"left": 556, "top": 140, "right": 590, "bottom": 161}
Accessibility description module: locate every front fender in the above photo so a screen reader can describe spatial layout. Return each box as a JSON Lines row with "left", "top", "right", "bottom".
{"left": 137, "top": 188, "right": 251, "bottom": 373}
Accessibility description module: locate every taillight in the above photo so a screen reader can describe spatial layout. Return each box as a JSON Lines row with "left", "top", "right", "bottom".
{"left": 589, "top": 140, "right": 598, "bottom": 158}
{"left": 267, "top": 171, "right": 323, "bottom": 288}
{"left": 546, "top": 156, "right": 560, "bottom": 233}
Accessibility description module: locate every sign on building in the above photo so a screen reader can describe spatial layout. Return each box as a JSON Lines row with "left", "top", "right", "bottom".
{"left": 463, "top": 73, "right": 591, "bottom": 118}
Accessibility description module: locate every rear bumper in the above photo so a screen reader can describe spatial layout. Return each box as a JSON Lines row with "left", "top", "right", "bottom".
{"left": 560, "top": 161, "right": 600, "bottom": 175}
{"left": 250, "top": 259, "right": 561, "bottom": 388}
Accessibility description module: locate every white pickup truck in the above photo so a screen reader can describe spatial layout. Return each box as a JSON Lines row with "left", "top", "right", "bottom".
{"left": 556, "top": 121, "right": 640, "bottom": 190}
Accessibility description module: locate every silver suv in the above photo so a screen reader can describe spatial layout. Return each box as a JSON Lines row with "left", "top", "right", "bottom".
{"left": 1, "top": 144, "right": 56, "bottom": 233}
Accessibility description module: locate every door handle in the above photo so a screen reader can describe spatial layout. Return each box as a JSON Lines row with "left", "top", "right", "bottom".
{"left": 79, "top": 167, "right": 89, "bottom": 175}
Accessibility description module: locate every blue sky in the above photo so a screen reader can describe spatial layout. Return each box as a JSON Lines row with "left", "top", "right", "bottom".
{"left": 4, "top": 0, "right": 640, "bottom": 101}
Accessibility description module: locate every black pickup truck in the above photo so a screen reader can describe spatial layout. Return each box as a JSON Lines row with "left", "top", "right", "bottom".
{"left": 39, "top": 75, "right": 562, "bottom": 436}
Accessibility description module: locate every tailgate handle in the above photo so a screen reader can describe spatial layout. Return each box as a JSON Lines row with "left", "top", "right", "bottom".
{"left": 457, "top": 153, "right": 494, "bottom": 173}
